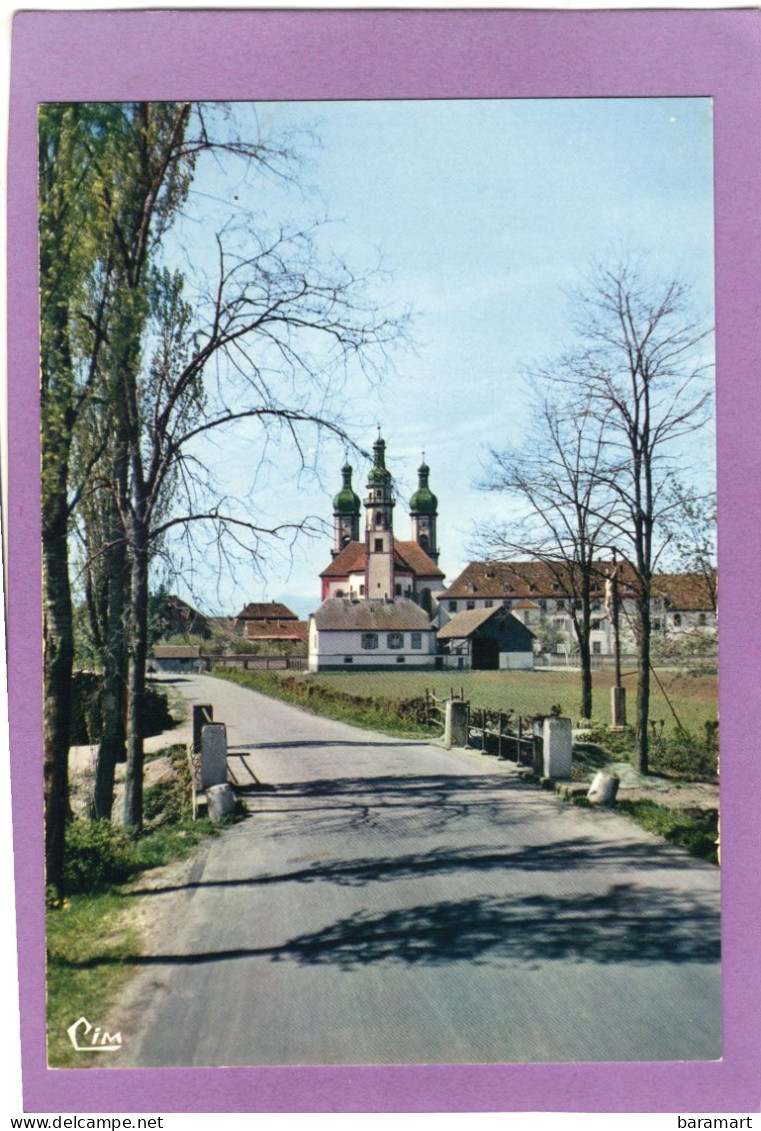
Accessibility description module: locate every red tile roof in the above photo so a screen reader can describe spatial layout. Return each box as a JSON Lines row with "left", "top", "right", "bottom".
{"left": 652, "top": 572, "right": 717, "bottom": 612}
{"left": 320, "top": 541, "right": 444, "bottom": 579}
{"left": 442, "top": 560, "right": 636, "bottom": 600}
{"left": 235, "top": 602, "right": 299, "bottom": 621}
{"left": 443, "top": 560, "right": 716, "bottom": 611}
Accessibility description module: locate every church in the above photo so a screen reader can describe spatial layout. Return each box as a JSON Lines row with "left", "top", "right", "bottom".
{"left": 308, "top": 434, "right": 444, "bottom": 671}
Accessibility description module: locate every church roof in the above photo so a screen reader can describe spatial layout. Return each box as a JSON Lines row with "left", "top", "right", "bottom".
{"left": 320, "top": 540, "right": 444, "bottom": 579}
{"left": 312, "top": 597, "right": 434, "bottom": 632}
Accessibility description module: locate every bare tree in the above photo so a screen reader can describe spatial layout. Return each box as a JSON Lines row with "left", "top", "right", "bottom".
{"left": 567, "top": 258, "right": 713, "bottom": 772}
{"left": 475, "top": 382, "right": 615, "bottom": 719}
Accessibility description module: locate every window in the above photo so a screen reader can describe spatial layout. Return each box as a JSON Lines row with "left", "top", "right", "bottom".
{"left": 653, "top": 619, "right": 662, "bottom": 631}
{"left": 698, "top": 613, "right": 707, "bottom": 626}
{"left": 396, "top": 656, "right": 406, "bottom": 664}
{"left": 344, "top": 656, "right": 354, "bottom": 664}
{"left": 374, "top": 538, "right": 384, "bottom": 552}
{"left": 556, "top": 599, "right": 565, "bottom": 610}
{"left": 592, "top": 641, "right": 601, "bottom": 655}
{"left": 592, "top": 619, "right": 601, "bottom": 630}
{"left": 485, "top": 599, "right": 493, "bottom": 608}
{"left": 359, "top": 585, "right": 365, "bottom": 596}
{"left": 503, "top": 599, "right": 512, "bottom": 609}
{"left": 411, "top": 632, "right": 422, "bottom": 649}
{"left": 466, "top": 600, "right": 475, "bottom": 610}
{"left": 361, "top": 633, "right": 378, "bottom": 650}
{"left": 375, "top": 512, "right": 382, "bottom": 527}
{"left": 539, "top": 599, "right": 546, "bottom": 611}
{"left": 387, "top": 632, "right": 404, "bottom": 649}
{"left": 673, "top": 613, "right": 682, "bottom": 627}
{"left": 448, "top": 600, "right": 457, "bottom": 611}
{"left": 395, "top": 583, "right": 402, "bottom": 596}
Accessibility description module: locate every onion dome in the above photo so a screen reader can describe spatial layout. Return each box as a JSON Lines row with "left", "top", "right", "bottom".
{"left": 409, "top": 458, "right": 438, "bottom": 514}
{"left": 333, "top": 463, "right": 361, "bottom": 514}
{"left": 367, "top": 433, "right": 393, "bottom": 487}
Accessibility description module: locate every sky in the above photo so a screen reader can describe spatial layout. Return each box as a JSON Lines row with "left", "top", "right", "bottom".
{"left": 159, "top": 97, "right": 716, "bottom": 620}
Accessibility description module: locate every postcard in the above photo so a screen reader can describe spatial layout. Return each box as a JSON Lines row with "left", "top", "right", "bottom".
{"left": 7, "top": 7, "right": 761, "bottom": 1116}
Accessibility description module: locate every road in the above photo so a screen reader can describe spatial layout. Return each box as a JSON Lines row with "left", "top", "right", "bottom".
{"left": 117, "top": 673, "right": 721, "bottom": 1068}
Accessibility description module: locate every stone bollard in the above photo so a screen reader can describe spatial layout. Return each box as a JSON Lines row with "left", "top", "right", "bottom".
{"left": 542, "top": 716, "right": 573, "bottom": 779}
{"left": 587, "top": 771, "right": 620, "bottom": 806}
{"left": 193, "top": 703, "right": 214, "bottom": 754}
{"left": 444, "top": 699, "right": 470, "bottom": 748}
{"left": 201, "top": 722, "right": 228, "bottom": 788}
{"left": 207, "top": 782, "right": 236, "bottom": 821}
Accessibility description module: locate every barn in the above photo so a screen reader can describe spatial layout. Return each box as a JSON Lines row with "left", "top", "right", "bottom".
{"left": 437, "top": 606, "right": 535, "bottom": 670}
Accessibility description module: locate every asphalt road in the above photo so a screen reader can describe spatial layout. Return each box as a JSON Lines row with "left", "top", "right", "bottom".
{"left": 118, "top": 673, "right": 721, "bottom": 1068}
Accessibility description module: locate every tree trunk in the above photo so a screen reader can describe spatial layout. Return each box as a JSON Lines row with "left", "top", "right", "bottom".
{"left": 123, "top": 514, "right": 149, "bottom": 828}
{"left": 92, "top": 534, "right": 129, "bottom": 818}
{"left": 42, "top": 509, "right": 73, "bottom": 897}
{"left": 635, "top": 593, "right": 651, "bottom": 775}
{"left": 579, "top": 635, "right": 593, "bottom": 721}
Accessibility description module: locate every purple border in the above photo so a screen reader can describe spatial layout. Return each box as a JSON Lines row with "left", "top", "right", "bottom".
{"left": 9, "top": 9, "right": 761, "bottom": 1114}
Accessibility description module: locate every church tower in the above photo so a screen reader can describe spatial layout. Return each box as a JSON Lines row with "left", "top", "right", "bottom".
{"left": 364, "top": 432, "right": 395, "bottom": 599}
{"left": 410, "top": 456, "right": 439, "bottom": 565}
{"left": 332, "top": 463, "right": 361, "bottom": 557}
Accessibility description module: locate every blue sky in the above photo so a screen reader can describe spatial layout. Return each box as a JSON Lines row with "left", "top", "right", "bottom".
{"left": 162, "top": 98, "right": 716, "bottom": 619}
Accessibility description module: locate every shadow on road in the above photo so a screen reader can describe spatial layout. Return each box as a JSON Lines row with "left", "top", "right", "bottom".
{"left": 126, "top": 829, "right": 704, "bottom": 904}
{"left": 60, "top": 882, "right": 719, "bottom": 971}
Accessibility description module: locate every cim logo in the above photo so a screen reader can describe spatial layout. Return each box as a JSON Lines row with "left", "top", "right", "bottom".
{"left": 67, "top": 1016, "right": 123, "bottom": 1053}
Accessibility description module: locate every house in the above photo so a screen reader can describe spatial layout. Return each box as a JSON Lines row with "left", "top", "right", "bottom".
{"left": 438, "top": 560, "right": 716, "bottom": 658}
{"left": 308, "top": 597, "right": 437, "bottom": 671}
{"left": 436, "top": 606, "right": 535, "bottom": 670}
{"left": 233, "top": 601, "right": 308, "bottom": 647}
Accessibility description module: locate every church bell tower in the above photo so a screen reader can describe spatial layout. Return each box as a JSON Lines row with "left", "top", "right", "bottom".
{"left": 332, "top": 462, "right": 361, "bottom": 557}
{"left": 410, "top": 455, "right": 439, "bottom": 565}
{"left": 365, "top": 432, "right": 395, "bottom": 599}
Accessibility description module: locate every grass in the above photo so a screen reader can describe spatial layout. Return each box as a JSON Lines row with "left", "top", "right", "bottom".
{"left": 213, "top": 667, "right": 436, "bottom": 739}
{"left": 569, "top": 794, "right": 719, "bottom": 865}
{"left": 291, "top": 668, "right": 718, "bottom": 734}
{"left": 46, "top": 893, "right": 141, "bottom": 1067}
{"left": 46, "top": 743, "right": 238, "bottom": 1068}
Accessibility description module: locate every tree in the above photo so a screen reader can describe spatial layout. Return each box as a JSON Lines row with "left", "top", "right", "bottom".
{"left": 41, "top": 101, "right": 406, "bottom": 849}
{"left": 475, "top": 383, "right": 615, "bottom": 720}
{"left": 568, "top": 259, "right": 712, "bottom": 772}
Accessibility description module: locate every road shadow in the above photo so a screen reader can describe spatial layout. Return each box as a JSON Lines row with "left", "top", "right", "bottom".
{"left": 61, "top": 883, "right": 719, "bottom": 970}
{"left": 127, "top": 830, "right": 706, "bottom": 901}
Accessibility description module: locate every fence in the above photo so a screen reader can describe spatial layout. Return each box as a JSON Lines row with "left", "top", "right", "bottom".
{"left": 468, "top": 707, "right": 536, "bottom": 765}
{"left": 197, "top": 653, "right": 307, "bottom": 672}
{"left": 425, "top": 689, "right": 552, "bottom": 767}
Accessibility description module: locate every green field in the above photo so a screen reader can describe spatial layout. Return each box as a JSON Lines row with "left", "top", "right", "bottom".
{"left": 297, "top": 668, "right": 718, "bottom": 735}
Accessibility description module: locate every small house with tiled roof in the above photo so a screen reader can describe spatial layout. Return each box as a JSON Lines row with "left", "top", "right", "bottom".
{"left": 309, "top": 597, "right": 436, "bottom": 671}
{"left": 437, "top": 606, "right": 534, "bottom": 670}
{"left": 233, "top": 600, "right": 308, "bottom": 645}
